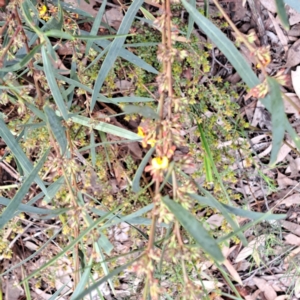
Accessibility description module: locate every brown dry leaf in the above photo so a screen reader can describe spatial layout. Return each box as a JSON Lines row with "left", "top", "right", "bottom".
{"left": 223, "top": 259, "right": 243, "bottom": 285}
{"left": 289, "top": 24, "right": 300, "bottom": 37}
{"left": 284, "top": 93, "right": 300, "bottom": 116}
{"left": 277, "top": 171, "right": 298, "bottom": 189}
{"left": 4, "top": 279, "right": 24, "bottom": 300}
{"left": 274, "top": 143, "right": 292, "bottom": 164}
{"left": 289, "top": 6, "right": 300, "bottom": 26}
{"left": 268, "top": 11, "right": 288, "bottom": 47}
{"left": 206, "top": 214, "right": 224, "bottom": 228}
{"left": 57, "top": 42, "right": 85, "bottom": 56}
{"left": 285, "top": 233, "right": 300, "bottom": 245}
{"left": 281, "top": 194, "right": 300, "bottom": 207}
{"left": 286, "top": 157, "right": 300, "bottom": 173}
{"left": 285, "top": 39, "right": 300, "bottom": 68}
{"left": 235, "top": 235, "right": 266, "bottom": 263}
{"left": 253, "top": 277, "right": 277, "bottom": 300}
{"left": 284, "top": 246, "right": 300, "bottom": 263}
{"left": 260, "top": 0, "right": 277, "bottom": 13}
{"left": 281, "top": 220, "right": 300, "bottom": 236}
{"left": 115, "top": 79, "right": 133, "bottom": 92}
{"left": 291, "top": 66, "right": 300, "bottom": 99}
{"left": 245, "top": 290, "right": 262, "bottom": 300}
{"left": 103, "top": 8, "right": 123, "bottom": 30}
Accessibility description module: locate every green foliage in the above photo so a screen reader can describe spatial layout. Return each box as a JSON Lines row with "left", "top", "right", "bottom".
{"left": 0, "top": 0, "right": 292, "bottom": 298}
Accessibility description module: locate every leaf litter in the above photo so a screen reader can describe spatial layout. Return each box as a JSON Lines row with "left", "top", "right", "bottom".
{"left": 2, "top": 0, "right": 300, "bottom": 299}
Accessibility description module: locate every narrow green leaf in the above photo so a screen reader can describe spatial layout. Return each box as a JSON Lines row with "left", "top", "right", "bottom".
{"left": 275, "top": 0, "right": 290, "bottom": 30}
{"left": 89, "top": 37, "right": 158, "bottom": 74}
{"left": 190, "top": 193, "right": 285, "bottom": 221}
{"left": 1, "top": 229, "right": 61, "bottom": 276}
{"left": 44, "top": 30, "right": 128, "bottom": 41}
{"left": 204, "top": 155, "right": 213, "bottom": 183}
{"left": 186, "top": 0, "right": 196, "bottom": 38}
{"left": 222, "top": 203, "right": 286, "bottom": 221}
{"left": 0, "top": 118, "right": 49, "bottom": 198}
{"left": 90, "top": 130, "right": 96, "bottom": 167}
{"left": 0, "top": 197, "right": 68, "bottom": 216}
{"left": 0, "top": 149, "right": 50, "bottom": 229}
{"left": 48, "top": 284, "right": 70, "bottom": 300}
{"left": 70, "top": 114, "right": 141, "bottom": 141}
{"left": 42, "top": 1, "right": 64, "bottom": 31}
{"left": 140, "top": 7, "right": 155, "bottom": 20}
{"left": 41, "top": 46, "right": 68, "bottom": 120}
{"left": 181, "top": 0, "right": 259, "bottom": 88}
{"left": 72, "top": 258, "right": 139, "bottom": 300}
{"left": 197, "top": 123, "right": 247, "bottom": 245}
{"left": 162, "top": 196, "right": 224, "bottom": 262}
{"left": 132, "top": 147, "right": 155, "bottom": 193}
{"left": 70, "top": 257, "right": 93, "bottom": 300}
{"left": 285, "top": 0, "right": 300, "bottom": 12}
{"left": 123, "top": 105, "right": 158, "bottom": 119}
{"left": 90, "top": 0, "right": 144, "bottom": 111}
{"left": 44, "top": 30, "right": 74, "bottom": 40}
{"left": 44, "top": 105, "right": 67, "bottom": 155}
{"left": 22, "top": 207, "right": 119, "bottom": 283}
{"left": 182, "top": 0, "right": 300, "bottom": 157}
{"left": 107, "top": 96, "right": 155, "bottom": 103}
{"left": 85, "top": 0, "right": 107, "bottom": 55}
{"left": 189, "top": 192, "right": 246, "bottom": 244}
{"left": 0, "top": 44, "right": 42, "bottom": 72}
{"left": 267, "top": 77, "right": 285, "bottom": 165}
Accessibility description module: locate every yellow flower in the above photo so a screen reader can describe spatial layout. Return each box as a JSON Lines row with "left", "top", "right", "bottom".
{"left": 151, "top": 156, "right": 169, "bottom": 170}
{"left": 137, "top": 126, "right": 145, "bottom": 138}
{"left": 38, "top": 5, "right": 49, "bottom": 20}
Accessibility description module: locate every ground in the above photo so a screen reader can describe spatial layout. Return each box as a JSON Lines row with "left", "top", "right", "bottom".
{"left": 1, "top": 0, "right": 300, "bottom": 299}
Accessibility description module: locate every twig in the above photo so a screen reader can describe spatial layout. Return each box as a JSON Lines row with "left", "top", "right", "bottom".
{"left": 0, "top": 26, "right": 21, "bottom": 68}
{"left": 247, "top": 0, "right": 268, "bottom": 46}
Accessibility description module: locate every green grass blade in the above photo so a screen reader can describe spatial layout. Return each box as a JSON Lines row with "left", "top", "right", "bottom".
{"left": 0, "top": 44, "right": 42, "bottom": 72}
{"left": 70, "top": 114, "right": 141, "bottom": 140}
{"left": 90, "top": 0, "right": 144, "bottom": 111}
{"left": 197, "top": 123, "right": 247, "bottom": 245}
{"left": 1, "top": 229, "right": 62, "bottom": 276}
{"left": 123, "top": 105, "right": 158, "bottom": 119}
{"left": 72, "top": 258, "right": 140, "bottom": 300}
{"left": 0, "top": 148, "right": 50, "bottom": 230}
{"left": 70, "top": 256, "right": 93, "bottom": 300}
{"left": 181, "top": 0, "right": 259, "bottom": 88}
{"left": 107, "top": 96, "right": 155, "bottom": 103}
{"left": 222, "top": 203, "right": 286, "bottom": 220}
{"left": 0, "top": 118, "right": 49, "bottom": 198}
{"left": 0, "top": 197, "right": 68, "bottom": 216}
{"left": 132, "top": 147, "right": 155, "bottom": 193}
{"left": 91, "top": 38, "right": 159, "bottom": 74}
{"left": 85, "top": 0, "right": 107, "bottom": 55}
{"left": 189, "top": 192, "right": 246, "bottom": 243}
{"left": 190, "top": 193, "right": 285, "bottom": 221}
{"left": 275, "top": 0, "right": 290, "bottom": 30}
{"left": 22, "top": 207, "right": 120, "bottom": 283}
{"left": 186, "top": 0, "right": 196, "bottom": 38}
{"left": 162, "top": 196, "right": 224, "bottom": 262}
{"left": 42, "top": 1, "right": 63, "bottom": 31}
{"left": 267, "top": 77, "right": 286, "bottom": 165}
{"left": 44, "top": 105, "right": 67, "bottom": 155}
{"left": 90, "top": 130, "right": 96, "bottom": 167}
{"left": 41, "top": 46, "right": 68, "bottom": 120}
